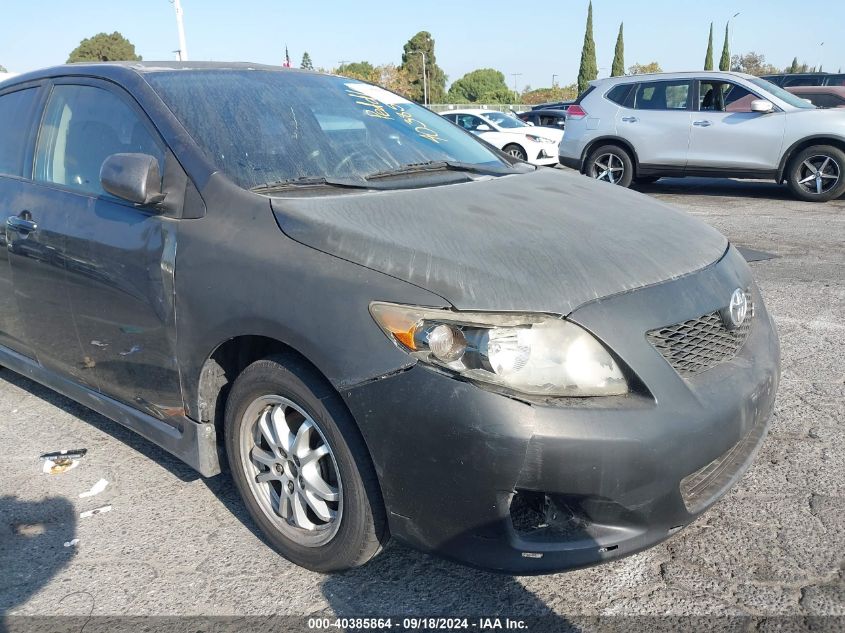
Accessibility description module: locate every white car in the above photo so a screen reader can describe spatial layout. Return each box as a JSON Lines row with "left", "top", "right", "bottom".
{"left": 441, "top": 108, "right": 562, "bottom": 166}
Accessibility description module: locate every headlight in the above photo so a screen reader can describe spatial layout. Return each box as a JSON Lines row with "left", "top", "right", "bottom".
{"left": 370, "top": 302, "right": 629, "bottom": 397}
{"left": 525, "top": 134, "right": 556, "bottom": 144}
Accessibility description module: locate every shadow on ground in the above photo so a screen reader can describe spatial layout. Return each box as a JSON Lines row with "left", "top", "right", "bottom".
{"left": 0, "top": 495, "right": 77, "bottom": 630}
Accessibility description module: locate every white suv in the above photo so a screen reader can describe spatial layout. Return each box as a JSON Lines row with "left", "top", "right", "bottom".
{"left": 559, "top": 71, "right": 845, "bottom": 202}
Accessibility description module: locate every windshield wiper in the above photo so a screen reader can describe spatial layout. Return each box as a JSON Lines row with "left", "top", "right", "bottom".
{"left": 250, "top": 176, "right": 371, "bottom": 193}
{"left": 364, "top": 161, "right": 513, "bottom": 180}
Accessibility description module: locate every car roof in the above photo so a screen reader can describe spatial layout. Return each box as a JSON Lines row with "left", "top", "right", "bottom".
{"left": 590, "top": 70, "right": 756, "bottom": 86}
{"left": 1, "top": 61, "right": 316, "bottom": 87}
{"left": 521, "top": 109, "right": 568, "bottom": 116}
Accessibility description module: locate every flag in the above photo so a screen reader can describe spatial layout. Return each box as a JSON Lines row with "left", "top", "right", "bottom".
{"left": 283, "top": 45, "right": 291, "bottom": 68}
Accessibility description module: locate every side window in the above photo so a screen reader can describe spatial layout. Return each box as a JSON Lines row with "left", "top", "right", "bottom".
{"left": 633, "top": 81, "right": 691, "bottom": 110}
{"left": 606, "top": 84, "right": 633, "bottom": 106}
{"left": 782, "top": 75, "right": 823, "bottom": 87}
{"left": 455, "top": 115, "right": 486, "bottom": 131}
{"left": 0, "top": 88, "right": 39, "bottom": 177}
{"left": 699, "top": 82, "right": 757, "bottom": 113}
{"left": 34, "top": 84, "right": 165, "bottom": 197}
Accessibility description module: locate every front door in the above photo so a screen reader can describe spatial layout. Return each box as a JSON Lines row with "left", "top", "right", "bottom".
{"left": 0, "top": 85, "right": 42, "bottom": 359}
{"left": 615, "top": 79, "right": 693, "bottom": 169}
{"left": 687, "top": 80, "right": 786, "bottom": 172}
{"left": 25, "top": 80, "right": 184, "bottom": 417}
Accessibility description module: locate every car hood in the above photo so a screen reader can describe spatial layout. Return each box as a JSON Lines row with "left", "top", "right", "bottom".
{"left": 270, "top": 168, "right": 728, "bottom": 315}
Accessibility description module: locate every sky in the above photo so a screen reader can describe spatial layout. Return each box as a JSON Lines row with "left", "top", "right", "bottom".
{"left": 2, "top": 0, "right": 843, "bottom": 92}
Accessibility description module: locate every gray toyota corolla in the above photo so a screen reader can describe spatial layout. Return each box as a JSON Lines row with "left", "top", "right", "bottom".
{"left": 0, "top": 63, "right": 779, "bottom": 574}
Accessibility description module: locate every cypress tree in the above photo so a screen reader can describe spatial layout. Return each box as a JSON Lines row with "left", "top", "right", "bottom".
{"left": 611, "top": 23, "right": 625, "bottom": 76}
{"left": 719, "top": 23, "right": 731, "bottom": 71}
{"left": 788, "top": 57, "right": 799, "bottom": 73}
{"left": 704, "top": 23, "right": 714, "bottom": 70}
{"left": 577, "top": 1, "right": 598, "bottom": 93}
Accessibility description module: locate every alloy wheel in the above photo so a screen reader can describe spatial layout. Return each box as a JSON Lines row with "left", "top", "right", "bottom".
{"left": 796, "top": 154, "right": 841, "bottom": 195}
{"left": 239, "top": 395, "right": 342, "bottom": 547}
{"left": 592, "top": 153, "right": 625, "bottom": 184}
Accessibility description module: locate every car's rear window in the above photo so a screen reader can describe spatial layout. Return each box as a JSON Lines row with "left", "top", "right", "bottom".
{"left": 605, "top": 84, "right": 633, "bottom": 106}
{"left": 0, "top": 87, "right": 38, "bottom": 177}
{"left": 145, "top": 70, "right": 506, "bottom": 190}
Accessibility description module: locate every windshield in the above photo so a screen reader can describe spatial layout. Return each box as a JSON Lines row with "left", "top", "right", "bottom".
{"left": 145, "top": 70, "right": 508, "bottom": 189}
{"left": 481, "top": 111, "right": 527, "bottom": 129}
{"left": 750, "top": 77, "right": 816, "bottom": 109}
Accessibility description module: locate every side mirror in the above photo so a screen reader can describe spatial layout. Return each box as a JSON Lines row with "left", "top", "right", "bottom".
{"left": 750, "top": 99, "right": 774, "bottom": 113}
{"left": 475, "top": 124, "right": 492, "bottom": 132}
{"left": 100, "top": 153, "right": 165, "bottom": 206}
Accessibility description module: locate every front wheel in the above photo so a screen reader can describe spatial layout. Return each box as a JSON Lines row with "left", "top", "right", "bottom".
{"left": 224, "top": 355, "right": 387, "bottom": 572}
{"left": 502, "top": 144, "right": 527, "bottom": 161}
{"left": 585, "top": 144, "right": 634, "bottom": 187}
{"left": 786, "top": 145, "right": 845, "bottom": 202}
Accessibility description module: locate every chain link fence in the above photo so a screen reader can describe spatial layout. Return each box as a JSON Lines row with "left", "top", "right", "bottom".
{"left": 427, "top": 104, "right": 532, "bottom": 114}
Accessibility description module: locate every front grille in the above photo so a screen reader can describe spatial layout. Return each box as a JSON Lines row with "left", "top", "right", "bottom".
{"left": 647, "top": 294, "right": 753, "bottom": 376}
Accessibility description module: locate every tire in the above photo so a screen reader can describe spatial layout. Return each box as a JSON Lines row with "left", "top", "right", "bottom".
{"left": 786, "top": 145, "right": 845, "bottom": 202}
{"left": 502, "top": 144, "right": 527, "bottom": 161}
{"left": 634, "top": 176, "right": 660, "bottom": 185}
{"left": 224, "top": 354, "right": 387, "bottom": 572}
{"left": 585, "top": 144, "right": 634, "bottom": 188}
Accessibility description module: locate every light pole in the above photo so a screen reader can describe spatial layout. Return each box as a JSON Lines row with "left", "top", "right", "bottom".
{"left": 417, "top": 51, "right": 428, "bottom": 105}
{"left": 727, "top": 11, "right": 740, "bottom": 66}
{"left": 511, "top": 72, "right": 522, "bottom": 94}
{"left": 172, "top": 0, "right": 188, "bottom": 61}
{"left": 552, "top": 74, "right": 558, "bottom": 88}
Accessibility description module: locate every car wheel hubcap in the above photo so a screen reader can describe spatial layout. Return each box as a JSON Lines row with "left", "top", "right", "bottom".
{"left": 797, "top": 155, "right": 840, "bottom": 195}
{"left": 592, "top": 153, "right": 625, "bottom": 184}
{"left": 239, "top": 395, "right": 342, "bottom": 547}
{"left": 507, "top": 147, "right": 525, "bottom": 159}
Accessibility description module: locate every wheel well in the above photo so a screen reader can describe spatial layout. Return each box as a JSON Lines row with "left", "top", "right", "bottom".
{"left": 502, "top": 142, "right": 525, "bottom": 154}
{"left": 778, "top": 137, "right": 845, "bottom": 181}
{"left": 581, "top": 138, "right": 638, "bottom": 174}
{"left": 197, "top": 336, "right": 331, "bottom": 442}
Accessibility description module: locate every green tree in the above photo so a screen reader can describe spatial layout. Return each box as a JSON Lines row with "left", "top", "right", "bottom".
{"left": 577, "top": 1, "right": 598, "bottom": 93}
{"left": 300, "top": 52, "right": 314, "bottom": 70}
{"left": 0, "top": 64, "right": 6, "bottom": 73}
{"left": 628, "top": 62, "right": 662, "bottom": 75}
{"left": 719, "top": 23, "right": 730, "bottom": 71}
{"left": 730, "top": 52, "right": 779, "bottom": 76}
{"left": 446, "top": 68, "right": 516, "bottom": 103}
{"left": 400, "top": 31, "right": 447, "bottom": 103}
{"left": 704, "top": 23, "right": 714, "bottom": 70}
{"left": 788, "top": 57, "right": 800, "bottom": 73}
{"left": 521, "top": 83, "right": 579, "bottom": 106}
{"left": 336, "top": 61, "right": 378, "bottom": 83}
{"left": 611, "top": 23, "right": 625, "bottom": 77}
{"left": 67, "top": 31, "right": 141, "bottom": 63}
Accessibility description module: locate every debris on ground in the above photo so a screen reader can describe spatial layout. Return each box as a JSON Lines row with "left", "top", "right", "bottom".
{"left": 78, "top": 479, "right": 109, "bottom": 498}
{"left": 79, "top": 505, "right": 111, "bottom": 519}
{"left": 39, "top": 449, "right": 87, "bottom": 475}
{"left": 63, "top": 539, "right": 80, "bottom": 548}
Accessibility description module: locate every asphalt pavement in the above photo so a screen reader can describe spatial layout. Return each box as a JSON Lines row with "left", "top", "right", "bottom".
{"left": 0, "top": 177, "right": 842, "bottom": 631}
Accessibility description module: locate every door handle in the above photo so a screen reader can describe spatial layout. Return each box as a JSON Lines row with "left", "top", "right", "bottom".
{"left": 621, "top": 116, "right": 639, "bottom": 123}
{"left": 7, "top": 212, "right": 37, "bottom": 234}
{"left": 693, "top": 120, "right": 713, "bottom": 127}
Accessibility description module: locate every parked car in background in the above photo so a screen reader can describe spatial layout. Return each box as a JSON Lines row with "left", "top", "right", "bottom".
{"left": 786, "top": 86, "right": 845, "bottom": 109}
{"left": 441, "top": 108, "right": 562, "bottom": 165}
{"left": 531, "top": 100, "right": 574, "bottom": 111}
{"left": 559, "top": 71, "right": 845, "bottom": 202}
{"left": 761, "top": 72, "right": 845, "bottom": 88}
{"left": 518, "top": 108, "right": 568, "bottom": 132}
{"left": 0, "top": 62, "right": 780, "bottom": 575}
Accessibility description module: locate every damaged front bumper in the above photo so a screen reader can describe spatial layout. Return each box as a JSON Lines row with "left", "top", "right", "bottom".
{"left": 343, "top": 247, "right": 780, "bottom": 573}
